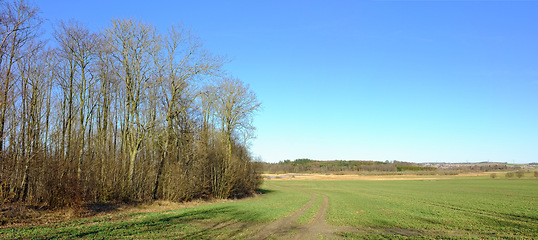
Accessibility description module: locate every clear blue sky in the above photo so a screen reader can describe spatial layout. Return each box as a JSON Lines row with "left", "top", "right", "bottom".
{"left": 39, "top": 0, "right": 538, "bottom": 163}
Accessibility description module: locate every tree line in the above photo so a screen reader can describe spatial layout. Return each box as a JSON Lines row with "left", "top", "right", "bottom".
{"left": 0, "top": 0, "right": 262, "bottom": 207}
{"left": 262, "top": 159, "right": 435, "bottom": 174}
{"left": 261, "top": 159, "right": 509, "bottom": 174}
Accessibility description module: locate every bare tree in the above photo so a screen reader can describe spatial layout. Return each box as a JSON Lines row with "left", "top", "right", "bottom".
{"left": 94, "top": 35, "right": 116, "bottom": 198}
{"left": 54, "top": 25, "right": 77, "bottom": 165}
{"left": 152, "top": 24, "right": 224, "bottom": 200}
{"left": 0, "top": 1, "right": 262, "bottom": 205}
{"left": 0, "top": 0, "right": 43, "bottom": 202}
{"left": 105, "top": 19, "right": 159, "bottom": 194}
{"left": 16, "top": 39, "right": 46, "bottom": 202}
{"left": 214, "top": 77, "right": 260, "bottom": 155}
{"left": 204, "top": 77, "right": 261, "bottom": 198}
{"left": 0, "top": 0, "right": 41, "bottom": 153}
{"left": 54, "top": 20, "right": 98, "bottom": 182}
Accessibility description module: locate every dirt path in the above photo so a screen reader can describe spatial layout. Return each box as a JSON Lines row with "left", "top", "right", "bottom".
{"left": 252, "top": 194, "right": 318, "bottom": 239}
{"left": 253, "top": 193, "right": 358, "bottom": 239}
{"left": 293, "top": 194, "right": 360, "bottom": 239}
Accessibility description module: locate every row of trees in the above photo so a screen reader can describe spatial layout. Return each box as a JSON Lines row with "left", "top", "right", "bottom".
{"left": 262, "top": 159, "right": 448, "bottom": 174}
{"left": 262, "top": 159, "right": 514, "bottom": 174}
{"left": 0, "top": 0, "right": 261, "bottom": 207}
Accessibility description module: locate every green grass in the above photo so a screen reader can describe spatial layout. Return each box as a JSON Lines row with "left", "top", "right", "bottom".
{"left": 296, "top": 193, "right": 322, "bottom": 224}
{"left": 1, "top": 178, "right": 537, "bottom": 239}
{"left": 290, "top": 179, "right": 538, "bottom": 239}
{"left": 0, "top": 183, "right": 312, "bottom": 239}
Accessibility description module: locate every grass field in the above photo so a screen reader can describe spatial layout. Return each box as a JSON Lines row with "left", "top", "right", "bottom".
{"left": 1, "top": 176, "right": 537, "bottom": 239}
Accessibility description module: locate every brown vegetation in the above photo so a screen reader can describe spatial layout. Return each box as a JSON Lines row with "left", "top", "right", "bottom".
{"left": 0, "top": 0, "right": 261, "bottom": 209}
{"left": 262, "top": 173, "right": 454, "bottom": 181}
{"left": 261, "top": 158, "right": 513, "bottom": 175}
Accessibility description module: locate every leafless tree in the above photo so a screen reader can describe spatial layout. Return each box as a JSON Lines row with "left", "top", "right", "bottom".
{"left": 213, "top": 77, "right": 260, "bottom": 154}
{"left": 0, "top": 1, "right": 262, "bottom": 205}
{"left": 0, "top": 0, "right": 43, "bottom": 202}
{"left": 105, "top": 19, "right": 159, "bottom": 194}
{"left": 54, "top": 20, "right": 98, "bottom": 181}
{"left": 16, "top": 39, "right": 46, "bottom": 202}
{"left": 0, "top": 0, "right": 41, "bottom": 153}
{"left": 203, "top": 77, "right": 261, "bottom": 198}
{"left": 152, "top": 24, "right": 224, "bottom": 199}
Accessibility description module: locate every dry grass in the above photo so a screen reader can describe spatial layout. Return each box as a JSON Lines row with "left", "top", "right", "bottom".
{"left": 0, "top": 198, "right": 236, "bottom": 229}
{"left": 262, "top": 173, "right": 455, "bottom": 181}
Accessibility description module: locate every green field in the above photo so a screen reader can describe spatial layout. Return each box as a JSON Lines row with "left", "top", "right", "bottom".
{"left": 1, "top": 177, "right": 537, "bottom": 239}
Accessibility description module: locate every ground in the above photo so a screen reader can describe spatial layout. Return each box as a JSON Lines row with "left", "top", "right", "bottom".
{"left": 262, "top": 172, "right": 491, "bottom": 181}
{"left": 1, "top": 173, "right": 536, "bottom": 239}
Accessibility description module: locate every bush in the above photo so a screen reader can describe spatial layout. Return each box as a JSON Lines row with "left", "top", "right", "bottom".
{"left": 515, "top": 170, "right": 525, "bottom": 178}
{"left": 490, "top": 173, "right": 497, "bottom": 179}
{"left": 438, "top": 170, "right": 460, "bottom": 175}
{"left": 535, "top": 171, "right": 538, "bottom": 178}
{"left": 505, "top": 172, "right": 515, "bottom": 178}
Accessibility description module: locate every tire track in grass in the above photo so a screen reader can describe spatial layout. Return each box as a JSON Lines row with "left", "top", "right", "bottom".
{"left": 254, "top": 192, "right": 361, "bottom": 239}
{"left": 252, "top": 194, "right": 318, "bottom": 239}
{"left": 293, "top": 194, "right": 360, "bottom": 240}
{"left": 293, "top": 194, "right": 331, "bottom": 239}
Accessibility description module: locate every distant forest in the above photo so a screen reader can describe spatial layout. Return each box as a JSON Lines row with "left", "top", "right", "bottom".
{"left": 0, "top": 0, "right": 261, "bottom": 207}
{"left": 261, "top": 159, "right": 511, "bottom": 174}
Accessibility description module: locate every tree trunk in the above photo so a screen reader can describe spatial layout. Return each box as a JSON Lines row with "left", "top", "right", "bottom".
{"left": 18, "top": 157, "right": 30, "bottom": 202}
{"left": 128, "top": 149, "right": 137, "bottom": 189}
{"left": 152, "top": 151, "right": 166, "bottom": 200}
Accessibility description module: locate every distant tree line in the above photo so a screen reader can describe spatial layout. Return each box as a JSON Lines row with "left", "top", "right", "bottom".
{"left": 262, "top": 159, "right": 434, "bottom": 173}
{"left": 0, "top": 0, "right": 261, "bottom": 207}
{"left": 262, "top": 159, "right": 510, "bottom": 174}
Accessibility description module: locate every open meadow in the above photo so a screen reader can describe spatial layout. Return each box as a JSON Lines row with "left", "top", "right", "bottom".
{"left": 1, "top": 175, "right": 537, "bottom": 239}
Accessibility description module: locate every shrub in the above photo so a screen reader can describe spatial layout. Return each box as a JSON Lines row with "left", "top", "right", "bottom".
{"left": 505, "top": 172, "right": 514, "bottom": 178}
{"left": 490, "top": 173, "right": 497, "bottom": 179}
{"left": 515, "top": 170, "right": 525, "bottom": 178}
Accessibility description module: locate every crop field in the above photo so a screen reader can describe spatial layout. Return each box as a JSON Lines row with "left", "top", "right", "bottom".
{"left": 1, "top": 176, "right": 537, "bottom": 239}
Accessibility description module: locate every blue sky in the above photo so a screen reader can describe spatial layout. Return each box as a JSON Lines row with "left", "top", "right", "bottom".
{"left": 39, "top": 0, "right": 538, "bottom": 163}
